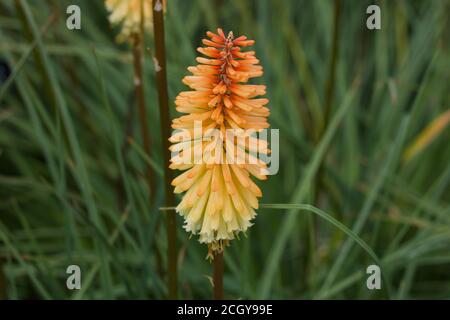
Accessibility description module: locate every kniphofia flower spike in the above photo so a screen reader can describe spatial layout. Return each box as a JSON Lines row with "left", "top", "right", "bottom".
{"left": 170, "top": 29, "right": 270, "bottom": 257}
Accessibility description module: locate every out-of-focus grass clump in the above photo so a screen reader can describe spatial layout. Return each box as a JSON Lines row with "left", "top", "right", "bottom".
{"left": 0, "top": 0, "right": 449, "bottom": 299}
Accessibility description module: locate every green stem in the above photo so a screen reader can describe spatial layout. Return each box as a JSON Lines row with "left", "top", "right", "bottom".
{"left": 152, "top": 0, "right": 178, "bottom": 299}
{"left": 322, "top": 0, "right": 342, "bottom": 132}
{"left": 132, "top": 35, "right": 156, "bottom": 201}
{"left": 132, "top": 32, "right": 165, "bottom": 281}
{"left": 309, "top": 0, "right": 343, "bottom": 293}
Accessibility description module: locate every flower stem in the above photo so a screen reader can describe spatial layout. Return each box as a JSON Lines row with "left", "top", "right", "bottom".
{"left": 152, "top": 0, "right": 178, "bottom": 299}
{"left": 132, "top": 35, "right": 156, "bottom": 201}
{"left": 213, "top": 252, "right": 224, "bottom": 300}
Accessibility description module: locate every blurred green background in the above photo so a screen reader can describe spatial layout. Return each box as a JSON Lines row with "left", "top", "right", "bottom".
{"left": 0, "top": 0, "right": 449, "bottom": 299}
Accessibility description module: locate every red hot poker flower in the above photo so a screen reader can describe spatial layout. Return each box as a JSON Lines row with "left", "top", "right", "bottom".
{"left": 170, "top": 28, "right": 270, "bottom": 256}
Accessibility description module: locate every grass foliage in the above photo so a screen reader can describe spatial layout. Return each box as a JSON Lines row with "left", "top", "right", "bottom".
{"left": 0, "top": 0, "right": 449, "bottom": 299}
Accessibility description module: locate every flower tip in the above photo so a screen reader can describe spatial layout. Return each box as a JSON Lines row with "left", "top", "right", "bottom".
{"left": 217, "top": 28, "right": 225, "bottom": 38}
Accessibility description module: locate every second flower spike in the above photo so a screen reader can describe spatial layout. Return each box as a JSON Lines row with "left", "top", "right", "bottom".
{"left": 105, "top": 0, "right": 166, "bottom": 42}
